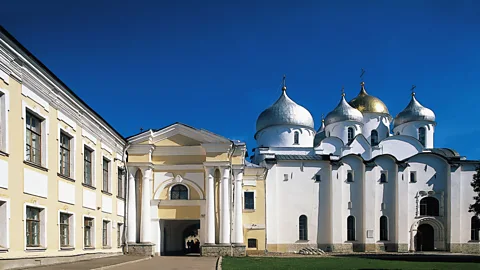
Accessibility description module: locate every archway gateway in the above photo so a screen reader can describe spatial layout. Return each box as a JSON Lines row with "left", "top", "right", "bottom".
{"left": 416, "top": 224, "right": 434, "bottom": 251}
{"left": 160, "top": 220, "right": 201, "bottom": 256}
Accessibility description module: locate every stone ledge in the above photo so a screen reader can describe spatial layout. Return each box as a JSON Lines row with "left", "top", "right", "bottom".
{"left": 201, "top": 244, "right": 246, "bottom": 257}
{"left": 124, "top": 243, "right": 155, "bottom": 257}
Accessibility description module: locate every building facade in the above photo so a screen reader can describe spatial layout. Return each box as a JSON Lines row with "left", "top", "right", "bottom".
{"left": 252, "top": 80, "right": 480, "bottom": 254}
{"left": 0, "top": 27, "right": 127, "bottom": 269}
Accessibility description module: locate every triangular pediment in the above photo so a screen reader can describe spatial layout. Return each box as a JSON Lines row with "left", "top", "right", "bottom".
{"left": 127, "top": 122, "right": 231, "bottom": 146}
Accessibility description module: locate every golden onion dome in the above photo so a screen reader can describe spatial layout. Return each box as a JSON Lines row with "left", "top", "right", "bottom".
{"left": 349, "top": 82, "right": 390, "bottom": 115}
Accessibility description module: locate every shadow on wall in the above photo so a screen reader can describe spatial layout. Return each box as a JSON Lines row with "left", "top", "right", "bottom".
{"left": 333, "top": 253, "right": 480, "bottom": 263}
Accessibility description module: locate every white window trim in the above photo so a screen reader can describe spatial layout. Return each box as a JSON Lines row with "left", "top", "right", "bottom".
{"left": 23, "top": 202, "right": 47, "bottom": 250}
{"left": 58, "top": 210, "right": 75, "bottom": 249}
{"left": 380, "top": 216, "right": 389, "bottom": 241}
{"left": 168, "top": 183, "right": 190, "bottom": 200}
{"left": 102, "top": 155, "right": 112, "bottom": 193}
{"left": 82, "top": 141, "right": 96, "bottom": 187}
{"left": 410, "top": 171, "right": 417, "bottom": 183}
{"left": 58, "top": 124, "right": 76, "bottom": 180}
{"left": 117, "top": 223, "right": 124, "bottom": 248}
{"left": 102, "top": 218, "right": 112, "bottom": 248}
{"left": 22, "top": 101, "right": 49, "bottom": 167}
{"left": 82, "top": 215, "right": 96, "bottom": 249}
{"left": 0, "top": 88, "right": 10, "bottom": 153}
{"left": 0, "top": 197, "right": 10, "bottom": 249}
{"left": 243, "top": 190, "right": 256, "bottom": 210}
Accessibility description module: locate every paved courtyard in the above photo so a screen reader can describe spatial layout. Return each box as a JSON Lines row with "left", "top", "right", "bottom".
{"left": 26, "top": 255, "right": 218, "bottom": 270}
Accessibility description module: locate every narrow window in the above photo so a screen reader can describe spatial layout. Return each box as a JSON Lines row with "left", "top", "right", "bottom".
{"left": 102, "top": 158, "right": 110, "bottom": 192}
{"left": 284, "top": 174, "right": 289, "bottom": 181}
{"left": 315, "top": 174, "right": 321, "bottom": 182}
{"left": 0, "top": 200, "right": 7, "bottom": 248}
{"left": 299, "top": 215, "right": 308, "bottom": 240}
{"left": 347, "top": 127, "right": 354, "bottom": 144}
{"left": 60, "top": 213, "right": 71, "bottom": 247}
{"left": 59, "top": 132, "right": 71, "bottom": 177}
{"left": 117, "top": 168, "right": 124, "bottom": 198}
{"left": 371, "top": 130, "right": 379, "bottom": 146}
{"left": 410, "top": 172, "right": 416, "bottom": 183}
{"left": 380, "top": 172, "right": 387, "bottom": 183}
{"left": 248, "top": 238, "right": 257, "bottom": 248}
{"left": 380, "top": 216, "right": 388, "bottom": 241}
{"left": 171, "top": 184, "right": 188, "bottom": 200}
{"left": 84, "top": 147, "right": 93, "bottom": 185}
{"left": 26, "top": 206, "right": 41, "bottom": 247}
{"left": 84, "top": 217, "right": 93, "bottom": 248}
{"left": 347, "top": 171, "right": 353, "bottom": 183}
{"left": 471, "top": 216, "right": 480, "bottom": 241}
{"left": 0, "top": 92, "right": 5, "bottom": 152}
{"left": 347, "top": 216, "right": 355, "bottom": 241}
{"left": 294, "top": 131, "right": 299, "bottom": 145}
{"left": 26, "top": 111, "right": 42, "bottom": 165}
{"left": 102, "top": 220, "right": 110, "bottom": 247}
{"left": 117, "top": 223, "right": 123, "bottom": 247}
{"left": 244, "top": 191, "right": 254, "bottom": 210}
{"left": 420, "top": 197, "right": 439, "bottom": 216}
{"left": 418, "top": 127, "right": 426, "bottom": 147}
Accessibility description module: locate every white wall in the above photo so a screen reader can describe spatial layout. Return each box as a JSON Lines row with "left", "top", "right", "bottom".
{"left": 361, "top": 113, "right": 391, "bottom": 144}
{"left": 256, "top": 125, "right": 315, "bottom": 148}
{"left": 393, "top": 121, "right": 435, "bottom": 148}
{"left": 325, "top": 121, "right": 362, "bottom": 145}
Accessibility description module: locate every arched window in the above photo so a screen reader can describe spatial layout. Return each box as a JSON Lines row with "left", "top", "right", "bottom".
{"left": 347, "top": 172, "right": 353, "bottom": 183}
{"left": 347, "top": 216, "right": 355, "bottom": 241}
{"left": 418, "top": 127, "right": 426, "bottom": 147}
{"left": 410, "top": 172, "right": 416, "bottom": 183}
{"left": 471, "top": 216, "right": 480, "bottom": 241}
{"left": 347, "top": 127, "right": 354, "bottom": 144}
{"left": 380, "top": 216, "right": 388, "bottom": 240}
{"left": 170, "top": 184, "right": 188, "bottom": 200}
{"left": 380, "top": 172, "right": 387, "bottom": 183}
{"left": 294, "top": 131, "right": 299, "bottom": 145}
{"left": 371, "top": 130, "right": 379, "bottom": 146}
{"left": 419, "top": 197, "right": 439, "bottom": 216}
{"left": 327, "top": 132, "right": 330, "bottom": 137}
{"left": 299, "top": 215, "right": 308, "bottom": 240}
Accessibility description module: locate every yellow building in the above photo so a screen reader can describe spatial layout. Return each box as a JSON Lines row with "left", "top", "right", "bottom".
{"left": 124, "top": 123, "right": 267, "bottom": 256}
{"left": 0, "top": 27, "right": 127, "bottom": 269}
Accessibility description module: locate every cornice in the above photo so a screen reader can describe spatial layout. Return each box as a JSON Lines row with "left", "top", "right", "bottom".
{"left": 0, "top": 38, "right": 125, "bottom": 154}
{"left": 201, "top": 143, "right": 232, "bottom": 153}
{"left": 128, "top": 144, "right": 155, "bottom": 155}
{"left": 203, "top": 161, "right": 231, "bottom": 168}
{"left": 153, "top": 164, "right": 205, "bottom": 171}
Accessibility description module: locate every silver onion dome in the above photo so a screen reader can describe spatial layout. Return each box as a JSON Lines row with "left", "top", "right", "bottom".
{"left": 314, "top": 118, "right": 326, "bottom": 146}
{"left": 393, "top": 92, "right": 435, "bottom": 128}
{"left": 256, "top": 85, "right": 314, "bottom": 134}
{"left": 324, "top": 93, "right": 363, "bottom": 126}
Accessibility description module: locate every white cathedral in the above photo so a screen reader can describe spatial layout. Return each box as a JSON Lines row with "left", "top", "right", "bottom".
{"left": 251, "top": 79, "right": 480, "bottom": 253}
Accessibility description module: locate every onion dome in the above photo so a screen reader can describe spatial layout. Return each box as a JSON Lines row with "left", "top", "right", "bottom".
{"left": 349, "top": 82, "right": 389, "bottom": 114}
{"left": 325, "top": 92, "right": 363, "bottom": 126}
{"left": 256, "top": 84, "right": 314, "bottom": 134}
{"left": 393, "top": 92, "right": 435, "bottom": 128}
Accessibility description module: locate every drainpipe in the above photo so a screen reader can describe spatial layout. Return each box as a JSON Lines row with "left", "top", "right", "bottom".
{"left": 122, "top": 143, "right": 131, "bottom": 253}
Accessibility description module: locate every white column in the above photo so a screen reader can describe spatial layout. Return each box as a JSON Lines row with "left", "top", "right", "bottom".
{"left": 140, "top": 167, "right": 152, "bottom": 243}
{"left": 233, "top": 169, "right": 244, "bottom": 244}
{"left": 206, "top": 167, "right": 215, "bottom": 244}
{"left": 220, "top": 167, "right": 231, "bottom": 244}
{"left": 127, "top": 169, "right": 136, "bottom": 243}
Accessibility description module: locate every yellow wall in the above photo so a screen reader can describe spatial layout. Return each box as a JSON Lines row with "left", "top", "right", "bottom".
{"left": 0, "top": 74, "right": 125, "bottom": 259}
{"left": 158, "top": 206, "right": 200, "bottom": 219}
{"left": 152, "top": 155, "right": 205, "bottom": 165}
{"left": 242, "top": 177, "right": 266, "bottom": 252}
{"left": 128, "top": 154, "right": 150, "bottom": 163}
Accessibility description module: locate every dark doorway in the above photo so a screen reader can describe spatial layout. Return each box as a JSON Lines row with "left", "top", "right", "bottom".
{"left": 160, "top": 220, "right": 201, "bottom": 256}
{"left": 416, "top": 224, "right": 434, "bottom": 251}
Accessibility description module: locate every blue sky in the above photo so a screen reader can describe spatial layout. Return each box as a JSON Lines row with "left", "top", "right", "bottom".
{"left": 2, "top": 0, "right": 480, "bottom": 159}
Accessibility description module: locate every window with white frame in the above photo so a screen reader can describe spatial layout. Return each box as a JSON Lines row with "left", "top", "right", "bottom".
{"left": 410, "top": 171, "right": 417, "bottom": 183}
{"left": 84, "top": 146, "right": 94, "bottom": 186}
{"left": 25, "top": 111, "right": 43, "bottom": 165}
{"left": 26, "top": 205, "right": 45, "bottom": 247}
{"left": 117, "top": 223, "right": 123, "bottom": 247}
{"left": 102, "top": 220, "right": 111, "bottom": 247}
{"left": 102, "top": 158, "right": 110, "bottom": 193}
{"left": 84, "top": 217, "right": 94, "bottom": 248}
{"left": 0, "top": 91, "right": 7, "bottom": 153}
{"left": 380, "top": 171, "right": 387, "bottom": 183}
{"left": 117, "top": 168, "right": 125, "bottom": 199}
{"left": 244, "top": 191, "right": 255, "bottom": 210}
{"left": 347, "top": 170, "right": 354, "bottom": 182}
{"left": 59, "top": 212, "right": 74, "bottom": 248}
{"left": 0, "top": 200, "right": 8, "bottom": 248}
{"left": 59, "top": 132, "right": 73, "bottom": 178}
